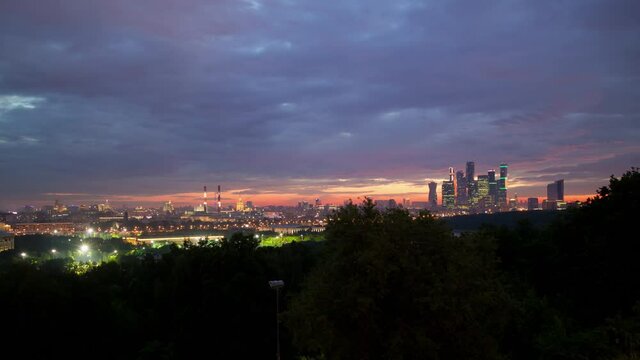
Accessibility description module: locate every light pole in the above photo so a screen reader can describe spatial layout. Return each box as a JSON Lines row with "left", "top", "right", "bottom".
{"left": 269, "top": 280, "right": 285, "bottom": 360}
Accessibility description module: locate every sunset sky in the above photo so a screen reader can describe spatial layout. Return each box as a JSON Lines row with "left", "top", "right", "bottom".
{"left": 1, "top": 0, "right": 639, "bottom": 208}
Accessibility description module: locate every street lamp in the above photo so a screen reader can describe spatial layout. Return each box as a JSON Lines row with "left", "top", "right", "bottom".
{"left": 268, "top": 280, "right": 285, "bottom": 360}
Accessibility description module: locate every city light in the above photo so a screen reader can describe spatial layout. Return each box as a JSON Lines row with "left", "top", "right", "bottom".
{"left": 79, "top": 244, "right": 89, "bottom": 254}
{"left": 20, "top": 252, "right": 27, "bottom": 258}
{"left": 51, "top": 249, "right": 57, "bottom": 253}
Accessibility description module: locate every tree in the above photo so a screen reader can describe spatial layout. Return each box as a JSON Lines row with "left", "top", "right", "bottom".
{"left": 287, "top": 199, "right": 511, "bottom": 359}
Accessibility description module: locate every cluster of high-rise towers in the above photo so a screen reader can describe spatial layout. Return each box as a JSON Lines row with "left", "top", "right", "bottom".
{"left": 428, "top": 162, "right": 509, "bottom": 211}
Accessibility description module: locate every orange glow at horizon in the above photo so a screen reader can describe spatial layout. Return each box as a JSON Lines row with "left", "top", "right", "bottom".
{"left": 103, "top": 191, "right": 597, "bottom": 207}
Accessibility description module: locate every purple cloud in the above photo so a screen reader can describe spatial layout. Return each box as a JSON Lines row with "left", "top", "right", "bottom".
{"left": 0, "top": 0, "right": 638, "bottom": 207}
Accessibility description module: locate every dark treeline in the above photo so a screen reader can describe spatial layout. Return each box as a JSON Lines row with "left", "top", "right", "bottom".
{"left": 445, "top": 209, "right": 561, "bottom": 231}
{"left": 0, "top": 169, "right": 638, "bottom": 359}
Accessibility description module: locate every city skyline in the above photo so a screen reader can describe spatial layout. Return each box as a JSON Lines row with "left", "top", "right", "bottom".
{"left": 1, "top": 160, "right": 591, "bottom": 209}
{"left": 1, "top": 1, "right": 638, "bottom": 208}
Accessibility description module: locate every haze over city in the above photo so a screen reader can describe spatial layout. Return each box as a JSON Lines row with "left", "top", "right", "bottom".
{"left": 1, "top": 0, "right": 639, "bottom": 208}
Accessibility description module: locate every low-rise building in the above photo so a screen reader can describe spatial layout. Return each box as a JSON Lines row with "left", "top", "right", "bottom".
{"left": 12, "top": 222, "right": 81, "bottom": 235}
{"left": 0, "top": 231, "right": 14, "bottom": 252}
{"left": 272, "top": 224, "right": 325, "bottom": 235}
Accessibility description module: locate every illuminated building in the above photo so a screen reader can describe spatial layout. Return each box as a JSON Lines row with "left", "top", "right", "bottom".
{"left": 449, "top": 167, "right": 456, "bottom": 197}
{"left": 0, "top": 231, "right": 14, "bottom": 252}
{"left": 236, "top": 198, "right": 245, "bottom": 211}
{"left": 12, "top": 222, "right": 80, "bottom": 235}
{"left": 456, "top": 170, "right": 467, "bottom": 205}
{"left": 527, "top": 197, "right": 539, "bottom": 210}
{"left": 0, "top": 222, "right": 10, "bottom": 232}
{"left": 466, "top": 161, "right": 475, "bottom": 183}
{"left": 498, "top": 163, "right": 508, "bottom": 206}
{"left": 509, "top": 196, "right": 517, "bottom": 209}
{"left": 54, "top": 199, "right": 67, "bottom": 213}
{"left": 162, "top": 201, "right": 175, "bottom": 214}
{"left": 468, "top": 180, "right": 479, "bottom": 206}
{"left": 488, "top": 169, "right": 497, "bottom": 205}
{"left": 246, "top": 201, "right": 254, "bottom": 210}
{"left": 428, "top": 181, "right": 438, "bottom": 208}
{"left": 271, "top": 224, "right": 325, "bottom": 235}
{"left": 442, "top": 181, "right": 455, "bottom": 209}
{"left": 477, "top": 175, "right": 489, "bottom": 206}
{"left": 97, "top": 201, "right": 113, "bottom": 213}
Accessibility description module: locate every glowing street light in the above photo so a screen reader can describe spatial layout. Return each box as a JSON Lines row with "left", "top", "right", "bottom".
{"left": 79, "top": 244, "right": 89, "bottom": 254}
{"left": 51, "top": 249, "right": 57, "bottom": 254}
{"left": 20, "top": 252, "right": 27, "bottom": 258}
{"left": 86, "top": 228, "right": 94, "bottom": 236}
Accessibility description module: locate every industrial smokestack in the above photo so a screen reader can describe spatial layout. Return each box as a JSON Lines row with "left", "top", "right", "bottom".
{"left": 203, "top": 185, "right": 208, "bottom": 213}
{"left": 217, "top": 185, "right": 221, "bottom": 212}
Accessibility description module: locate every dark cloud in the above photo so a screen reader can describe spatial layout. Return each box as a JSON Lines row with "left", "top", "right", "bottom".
{"left": 1, "top": 0, "right": 638, "bottom": 207}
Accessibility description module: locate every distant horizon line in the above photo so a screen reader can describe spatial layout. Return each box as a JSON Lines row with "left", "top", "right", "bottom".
{"left": 1, "top": 193, "right": 596, "bottom": 211}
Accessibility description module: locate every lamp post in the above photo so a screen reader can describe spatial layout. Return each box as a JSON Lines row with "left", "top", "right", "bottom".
{"left": 268, "top": 280, "right": 285, "bottom": 360}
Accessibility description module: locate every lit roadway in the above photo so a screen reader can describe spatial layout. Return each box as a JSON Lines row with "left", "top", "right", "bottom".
{"left": 134, "top": 235, "right": 225, "bottom": 243}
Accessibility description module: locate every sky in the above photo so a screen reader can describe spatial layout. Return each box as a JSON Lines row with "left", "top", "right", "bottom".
{"left": 1, "top": 0, "right": 639, "bottom": 208}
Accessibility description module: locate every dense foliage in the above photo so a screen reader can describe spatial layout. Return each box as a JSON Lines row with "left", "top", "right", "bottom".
{"left": 0, "top": 168, "right": 638, "bottom": 359}
{"left": 287, "top": 201, "right": 510, "bottom": 359}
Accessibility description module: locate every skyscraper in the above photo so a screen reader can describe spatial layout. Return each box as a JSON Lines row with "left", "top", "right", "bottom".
{"left": 547, "top": 183, "right": 558, "bottom": 201}
{"left": 498, "top": 163, "right": 508, "bottom": 206}
{"left": 468, "top": 180, "right": 479, "bottom": 206}
{"left": 488, "top": 169, "right": 497, "bottom": 205}
{"left": 477, "top": 175, "right": 489, "bottom": 207}
{"left": 442, "top": 181, "right": 455, "bottom": 209}
{"left": 456, "top": 170, "right": 467, "bottom": 205}
{"left": 428, "top": 181, "right": 438, "bottom": 208}
{"left": 449, "top": 166, "right": 457, "bottom": 199}
{"left": 547, "top": 179, "right": 564, "bottom": 201}
{"left": 527, "top": 197, "right": 539, "bottom": 211}
{"left": 466, "top": 161, "right": 475, "bottom": 183}
{"left": 556, "top": 179, "right": 564, "bottom": 201}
